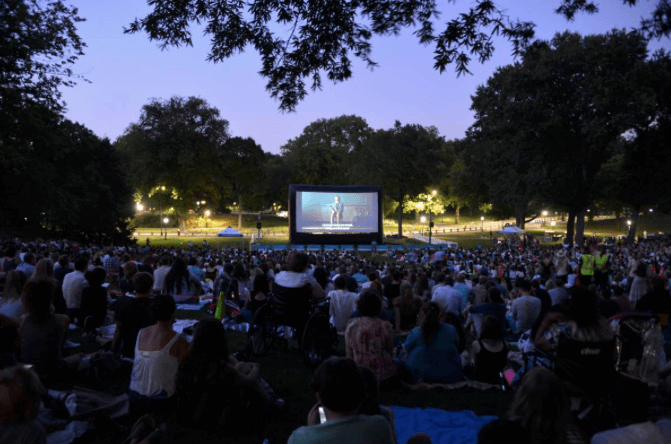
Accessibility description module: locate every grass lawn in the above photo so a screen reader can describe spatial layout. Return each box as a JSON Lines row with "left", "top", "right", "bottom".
{"left": 65, "top": 309, "right": 512, "bottom": 444}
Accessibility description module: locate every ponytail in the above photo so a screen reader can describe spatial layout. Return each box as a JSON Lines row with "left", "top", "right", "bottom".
{"left": 421, "top": 302, "right": 441, "bottom": 345}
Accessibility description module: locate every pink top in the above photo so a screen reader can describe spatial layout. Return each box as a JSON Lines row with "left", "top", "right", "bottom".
{"left": 346, "top": 316, "right": 396, "bottom": 382}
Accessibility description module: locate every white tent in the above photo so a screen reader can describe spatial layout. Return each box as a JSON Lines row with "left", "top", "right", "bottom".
{"left": 498, "top": 226, "right": 525, "bottom": 235}
{"left": 217, "top": 226, "right": 243, "bottom": 237}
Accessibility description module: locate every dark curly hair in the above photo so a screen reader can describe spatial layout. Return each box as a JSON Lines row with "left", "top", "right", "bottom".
{"left": 311, "top": 358, "right": 365, "bottom": 413}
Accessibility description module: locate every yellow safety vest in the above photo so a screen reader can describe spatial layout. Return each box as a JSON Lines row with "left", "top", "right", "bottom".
{"left": 581, "top": 255, "right": 595, "bottom": 276}
{"left": 595, "top": 254, "right": 609, "bottom": 272}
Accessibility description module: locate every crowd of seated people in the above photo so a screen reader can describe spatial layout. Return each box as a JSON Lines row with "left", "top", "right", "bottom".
{"left": 0, "top": 235, "right": 670, "bottom": 444}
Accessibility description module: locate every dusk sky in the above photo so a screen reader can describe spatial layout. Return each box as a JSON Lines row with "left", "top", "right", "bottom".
{"left": 62, "top": 0, "right": 670, "bottom": 154}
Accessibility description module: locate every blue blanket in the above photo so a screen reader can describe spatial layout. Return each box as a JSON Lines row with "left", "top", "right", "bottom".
{"left": 386, "top": 406, "right": 497, "bottom": 444}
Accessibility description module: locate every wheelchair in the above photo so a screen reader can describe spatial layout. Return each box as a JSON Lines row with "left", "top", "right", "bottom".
{"left": 247, "top": 283, "right": 338, "bottom": 368}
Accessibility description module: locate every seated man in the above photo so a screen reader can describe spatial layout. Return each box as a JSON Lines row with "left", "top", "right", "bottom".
{"left": 329, "top": 195, "right": 344, "bottom": 225}
{"left": 287, "top": 357, "right": 395, "bottom": 444}
{"left": 274, "top": 252, "right": 325, "bottom": 299}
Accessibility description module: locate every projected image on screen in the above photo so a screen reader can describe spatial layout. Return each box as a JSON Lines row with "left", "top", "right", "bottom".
{"left": 296, "top": 191, "right": 378, "bottom": 234}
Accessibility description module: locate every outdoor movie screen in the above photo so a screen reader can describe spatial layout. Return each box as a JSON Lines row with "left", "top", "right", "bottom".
{"left": 296, "top": 191, "right": 378, "bottom": 234}
{"left": 289, "top": 185, "right": 383, "bottom": 244}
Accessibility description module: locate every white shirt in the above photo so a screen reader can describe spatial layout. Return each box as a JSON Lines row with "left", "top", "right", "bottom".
{"left": 274, "top": 271, "right": 317, "bottom": 288}
{"left": 431, "top": 285, "right": 463, "bottom": 316}
{"left": 153, "top": 266, "right": 171, "bottom": 291}
{"left": 62, "top": 270, "right": 89, "bottom": 309}
{"left": 328, "top": 289, "right": 358, "bottom": 333}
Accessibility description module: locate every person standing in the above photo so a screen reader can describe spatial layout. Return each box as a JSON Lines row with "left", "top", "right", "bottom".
{"left": 329, "top": 196, "right": 344, "bottom": 225}
{"left": 62, "top": 256, "right": 89, "bottom": 324}
{"left": 578, "top": 247, "right": 595, "bottom": 286}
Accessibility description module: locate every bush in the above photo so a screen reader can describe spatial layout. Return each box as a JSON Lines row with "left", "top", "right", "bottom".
{"left": 128, "top": 214, "right": 177, "bottom": 229}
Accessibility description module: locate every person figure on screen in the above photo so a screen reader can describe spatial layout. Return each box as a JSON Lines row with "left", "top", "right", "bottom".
{"left": 330, "top": 195, "right": 344, "bottom": 225}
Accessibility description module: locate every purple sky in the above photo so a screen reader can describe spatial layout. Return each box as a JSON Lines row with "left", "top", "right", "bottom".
{"left": 62, "top": 0, "right": 670, "bottom": 154}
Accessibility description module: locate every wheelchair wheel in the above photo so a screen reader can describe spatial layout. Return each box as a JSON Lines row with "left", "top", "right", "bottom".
{"left": 247, "top": 304, "right": 275, "bottom": 356}
{"left": 301, "top": 312, "right": 336, "bottom": 368}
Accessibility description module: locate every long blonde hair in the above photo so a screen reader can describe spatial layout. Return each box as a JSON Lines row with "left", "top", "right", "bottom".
{"left": 1, "top": 270, "right": 26, "bottom": 304}
{"left": 507, "top": 367, "right": 568, "bottom": 444}
{"left": 33, "top": 258, "right": 55, "bottom": 281}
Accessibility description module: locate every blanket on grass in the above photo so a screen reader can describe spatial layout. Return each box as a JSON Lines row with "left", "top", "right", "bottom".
{"left": 385, "top": 406, "right": 497, "bottom": 444}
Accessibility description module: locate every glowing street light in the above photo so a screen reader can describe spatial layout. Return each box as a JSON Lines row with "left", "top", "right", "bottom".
{"left": 163, "top": 217, "right": 169, "bottom": 224}
{"left": 204, "top": 210, "right": 211, "bottom": 217}
{"left": 480, "top": 216, "right": 484, "bottom": 230}
{"left": 161, "top": 186, "right": 166, "bottom": 191}
{"left": 551, "top": 221, "right": 556, "bottom": 227}
{"left": 542, "top": 211, "right": 547, "bottom": 216}
{"left": 136, "top": 203, "right": 144, "bottom": 211}
{"left": 420, "top": 216, "right": 427, "bottom": 223}
{"left": 627, "top": 220, "right": 632, "bottom": 226}
{"left": 649, "top": 208, "right": 653, "bottom": 212}
{"left": 432, "top": 189, "right": 437, "bottom": 196}
{"left": 201, "top": 201, "right": 206, "bottom": 205}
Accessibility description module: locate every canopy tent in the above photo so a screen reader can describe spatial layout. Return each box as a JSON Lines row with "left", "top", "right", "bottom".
{"left": 217, "top": 227, "right": 243, "bottom": 237}
{"left": 498, "top": 226, "right": 525, "bottom": 235}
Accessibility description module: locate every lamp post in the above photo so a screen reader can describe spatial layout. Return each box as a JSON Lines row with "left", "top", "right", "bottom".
{"left": 627, "top": 220, "right": 632, "bottom": 237}
{"left": 205, "top": 210, "right": 211, "bottom": 228}
{"left": 480, "top": 216, "right": 484, "bottom": 231}
{"left": 163, "top": 217, "right": 169, "bottom": 239}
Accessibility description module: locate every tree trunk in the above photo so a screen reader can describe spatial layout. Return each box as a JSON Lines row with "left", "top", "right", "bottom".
{"left": 237, "top": 195, "right": 243, "bottom": 230}
{"left": 397, "top": 197, "right": 403, "bottom": 238}
{"left": 627, "top": 204, "right": 641, "bottom": 245}
{"left": 575, "top": 206, "right": 586, "bottom": 248}
{"left": 515, "top": 205, "right": 526, "bottom": 228}
{"left": 615, "top": 210, "right": 621, "bottom": 232}
{"left": 455, "top": 205, "right": 460, "bottom": 225}
{"left": 178, "top": 215, "right": 187, "bottom": 232}
{"left": 566, "top": 209, "right": 577, "bottom": 247}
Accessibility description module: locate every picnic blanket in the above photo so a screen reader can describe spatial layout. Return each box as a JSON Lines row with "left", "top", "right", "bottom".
{"left": 385, "top": 406, "right": 497, "bottom": 444}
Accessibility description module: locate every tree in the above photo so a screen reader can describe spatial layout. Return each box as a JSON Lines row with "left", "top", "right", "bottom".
{"left": 280, "top": 115, "right": 371, "bottom": 185}
{"left": 467, "top": 62, "right": 549, "bottom": 228}
{"left": 260, "top": 153, "right": 291, "bottom": 210}
{"left": 0, "top": 0, "right": 86, "bottom": 114}
{"left": 224, "top": 137, "right": 266, "bottom": 229}
{"left": 125, "top": 0, "right": 670, "bottom": 111}
{"left": 115, "top": 96, "right": 231, "bottom": 231}
{"left": 356, "top": 121, "right": 445, "bottom": 237}
{"left": 468, "top": 30, "right": 652, "bottom": 244}
{"left": 599, "top": 50, "right": 671, "bottom": 243}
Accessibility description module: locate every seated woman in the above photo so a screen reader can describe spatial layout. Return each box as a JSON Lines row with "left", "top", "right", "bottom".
{"left": 119, "top": 261, "right": 138, "bottom": 293}
{"left": 241, "top": 274, "right": 269, "bottom": 322}
{"left": 163, "top": 258, "right": 202, "bottom": 300}
{"left": 80, "top": 267, "right": 109, "bottom": 333}
{"left": 17, "top": 279, "right": 82, "bottom": 385}
{"left": 128, "top": 295, "right": 188, "bottom": 416}
{"left": 175, "top": 318, "right": 277, "bottom": 433}
{"left": 0, "top": 365, "right": 47, "bottom": 444}
{"left": 112, "top": 272, "right": 156, "bottom": 360}
{"left": 32, "top": 259, "right": 67, "bottom": 315}
{"left": 400, "top": 302, "right": 463, "bottom": 384}
{"left": 0, "top": 270, "right": 26, "bottom": 319}
{"left": 346, "top": 289, "right": 397, "bottom": 389}
{"left": 392, "top": 281, "right": 423, "bottom": 332}
{"left": 507, "top": 367, "right": 581, "bottom": 444}
{"left": 466, "top": 316, "right": 508, "bottom": 385}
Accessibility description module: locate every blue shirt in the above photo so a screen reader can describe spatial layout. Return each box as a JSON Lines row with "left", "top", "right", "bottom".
{"left": 403, "top": 323, "right": 463, "bottom": 384}
{"left": 15, "top": 262, "right": 35, "bottom": 277}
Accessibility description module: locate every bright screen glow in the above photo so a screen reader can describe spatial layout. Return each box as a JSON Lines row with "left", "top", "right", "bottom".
{"left": 295, "top": 191, "right": 378, "bottom": 234}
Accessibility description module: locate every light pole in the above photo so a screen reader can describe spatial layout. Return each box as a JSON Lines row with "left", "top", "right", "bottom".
{"left": 163, "top": 217, "right": 169, "bottom": 239}
{"left": 627, "top": 220, "right": 632, "bottom": 238}
{"left": 205, "top": 210, "right": 211, "bottom": 228}
{"left": 480, "top": 216, "right": 484, "bottom": 231}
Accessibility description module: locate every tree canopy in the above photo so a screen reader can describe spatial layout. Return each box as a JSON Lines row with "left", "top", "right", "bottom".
{"left": 125, "top": 0, "right": 670, "bottom": 111}
{"left": 115, "top": 96, "right": 231, "bottom": 229}
{"left": 281, "top": 115, "right": 372, "bottom": 185}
